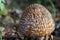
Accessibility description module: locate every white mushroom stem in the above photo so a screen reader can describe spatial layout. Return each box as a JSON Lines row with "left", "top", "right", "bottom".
{"left": 39, "top": 37, "right": 45, "bottom": 40}
{"left": 46, "top": 35, "right": 49, "bottom": 40}
{"left": 50, "top": 35, "right": 53, "bottom": 40}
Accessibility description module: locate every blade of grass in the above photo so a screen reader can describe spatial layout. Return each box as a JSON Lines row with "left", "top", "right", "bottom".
{"left": 49, "top": 0, "right": 56, "bottom": 17}
{"left": 0, "top": 32, "right": 2, "bottom": 40}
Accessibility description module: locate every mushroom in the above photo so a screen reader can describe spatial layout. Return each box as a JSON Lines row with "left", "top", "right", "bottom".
{"left": 18, "top": 4, "right": 55, "bottom": 40}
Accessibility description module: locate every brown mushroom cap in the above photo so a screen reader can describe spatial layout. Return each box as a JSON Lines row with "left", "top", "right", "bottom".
{"left": 19, "top": 4, "right": 55, "bottom": 37}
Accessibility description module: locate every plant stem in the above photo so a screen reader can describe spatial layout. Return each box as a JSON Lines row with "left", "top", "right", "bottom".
{"left": 0, "top": 32, "right": 2, "bottom": 40}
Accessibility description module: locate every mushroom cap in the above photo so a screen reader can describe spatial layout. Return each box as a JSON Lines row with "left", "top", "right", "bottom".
{"left": 19, "top": 4, "right": 55, "bottom": 37}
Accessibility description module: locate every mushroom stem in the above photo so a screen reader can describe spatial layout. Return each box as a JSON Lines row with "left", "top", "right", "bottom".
{"left": 50, "top": 35, "right": 53, "bottom": 40}
{"left": 46, "top": 35, "right": 49, "bottom": 40}
{"left": 39, "top": 37, "right": 45, "bottom": 40}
